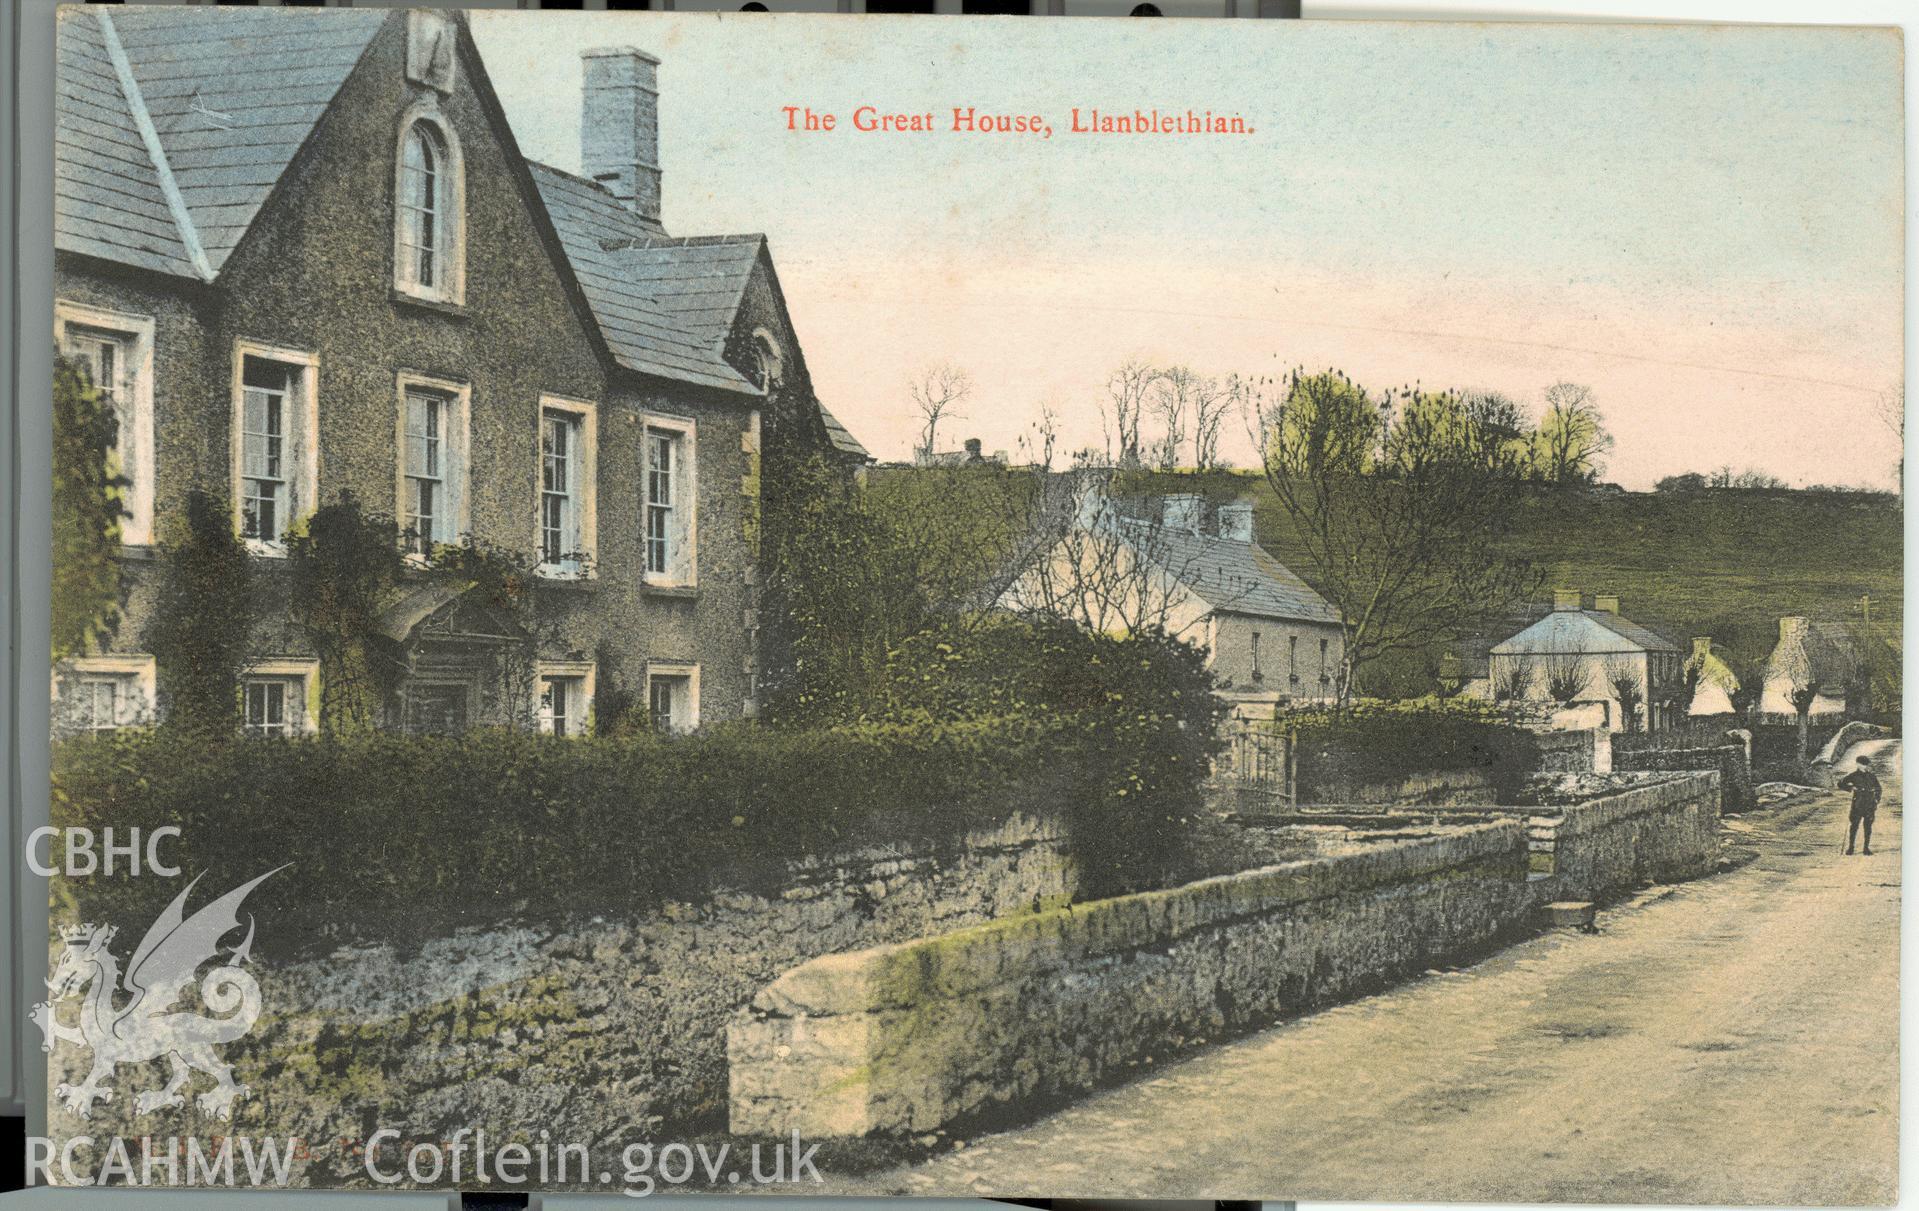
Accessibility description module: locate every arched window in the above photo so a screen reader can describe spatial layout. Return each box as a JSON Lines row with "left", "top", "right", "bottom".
{"left": 394, "top": 114, "right": 464, "bottom": 303}
{"left": 751, "top": 330, "right": 783, "bottom": 393}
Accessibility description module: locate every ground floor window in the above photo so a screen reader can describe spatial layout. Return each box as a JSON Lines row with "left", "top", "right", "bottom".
{"left": 535, "top": 661, "right": 595, "bottom": 737}
{"left": 242, "top": 678, "right": 299, "bottom": 737}
{"left": 647, "top": 664, "right": 699, "bottom": 734}
{"left": 53, "top": 655, "right": 158, "bottom": 737}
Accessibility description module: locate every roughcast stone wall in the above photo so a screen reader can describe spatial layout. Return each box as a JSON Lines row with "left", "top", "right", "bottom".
{"left": 728, "top": 822, "right": 1534, "bottom": 1137}
{"left": 1525, "top": 771, "right": 1720, "bottom": 901}
{"left": 47, "top": 815, "right": 1074, "bottom": 1174}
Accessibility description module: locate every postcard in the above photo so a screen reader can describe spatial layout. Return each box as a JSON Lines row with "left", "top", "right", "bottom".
{"left": 38, "top": 5, "right": 1902, "bottom": 1201}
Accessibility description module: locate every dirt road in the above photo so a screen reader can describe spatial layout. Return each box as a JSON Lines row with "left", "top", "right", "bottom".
{"left": 839, "top": 742, "right": 1901, "bottom": 1204}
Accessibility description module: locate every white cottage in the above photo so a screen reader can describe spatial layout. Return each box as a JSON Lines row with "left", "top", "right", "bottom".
{"left": 1486, "top": 590, "right": 1682, "bottom": 732}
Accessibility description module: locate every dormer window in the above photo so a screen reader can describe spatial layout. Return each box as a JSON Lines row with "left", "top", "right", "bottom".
{"left": 394, "top": 110, "right": 464, "bottom": 305}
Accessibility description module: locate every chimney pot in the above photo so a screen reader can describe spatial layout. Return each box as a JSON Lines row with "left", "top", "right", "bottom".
{"left": 1594, "top": 594, "right": 1620, "bottom": 615}
{"left": 1552, "top": 588, "right": 1582, "bottom": 612}
{"left": 581, "top": 47, "right": 663, "bottom": 223}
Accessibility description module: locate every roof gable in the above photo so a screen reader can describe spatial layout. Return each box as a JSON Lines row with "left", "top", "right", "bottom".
{"left": 57, "top": 8, "right": 388, "bottom": 279}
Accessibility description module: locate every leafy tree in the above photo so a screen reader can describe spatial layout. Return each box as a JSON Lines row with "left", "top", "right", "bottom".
{"left": 51, "top": 350, "right": 127, "bottom": 662}
{"left": 1531, "top": 382, "right": 1613, "bottom": 487}
{"left": 144, "top": 491, "right": 252, "bottom": 736}
{"left": 1257, "top": 369, "right": 1540, "bottom": 706}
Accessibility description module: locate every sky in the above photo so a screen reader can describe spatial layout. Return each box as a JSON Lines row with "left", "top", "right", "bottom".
{"left": 471, "top": 13, "right": 1905, "bottom": 489}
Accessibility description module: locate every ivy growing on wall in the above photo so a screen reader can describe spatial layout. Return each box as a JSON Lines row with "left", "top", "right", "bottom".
{"left": 51, "top": 350, "right": 127, "bottom": 663}
{"left": 144, "top": 490, "right": 253, "bottom": 736}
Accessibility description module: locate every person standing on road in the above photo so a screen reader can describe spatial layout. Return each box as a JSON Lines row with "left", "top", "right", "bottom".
{"left": 1839, "top": 755, "right": 1884, "bottom": 856}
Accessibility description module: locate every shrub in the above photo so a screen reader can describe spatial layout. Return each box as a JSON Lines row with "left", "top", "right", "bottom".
{"left": 1280, "top": 696, "right": 1542, "bottom": 799}
{"left": 50, "top": 698, "right": 1207, "bottom": 955}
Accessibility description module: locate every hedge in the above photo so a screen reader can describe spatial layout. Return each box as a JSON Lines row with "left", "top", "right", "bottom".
{"left": 1281, "top": 697, "right": 1542, "bottom": 799}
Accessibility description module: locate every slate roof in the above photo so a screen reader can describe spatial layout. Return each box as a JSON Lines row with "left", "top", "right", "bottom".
{"left": 1491, "top": 608, "right": 1681, "bottom": 656}
{"left": 818, "top": 405, "right": 871, "bottom": 462}
{"left": 56, "top": 7, "right": 387, "bottom": 280}
{"left": 1130, "top": 524, "right": 1341, "bottom": 626}
{"left": 527, "top": 162, "right": 761, "bottom": 392}
{"left": 55, "top": 8, "right": 869, "bottom": 453}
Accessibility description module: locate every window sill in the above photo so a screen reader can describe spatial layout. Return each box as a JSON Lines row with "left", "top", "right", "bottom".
{"left": 641, "top": 581, "right": 698, "bottom": 600}
{"left": 115, "top": 544, "right": 159, "bottom": 562}
{"left": 245, "top": 541, "right": 289, "bottom": 559}
{"left": 536, "top": 570, "right": 600, "bottom": 590}
{"left": 390, "top": 288, "right": 469, "bottom": 320}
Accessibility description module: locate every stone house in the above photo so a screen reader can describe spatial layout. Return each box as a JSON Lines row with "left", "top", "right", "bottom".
{"left": 1484, "top": 590, "right": 1683, "bottom": 732}
{"left": 52, "top": 7, "right": 863, "bottom": 737}
{"left": 1004, "top": 492, "right": 1344, "bottom": 709}
{"left": 1758, "top": 616, "right": 1859, "bottom": 720}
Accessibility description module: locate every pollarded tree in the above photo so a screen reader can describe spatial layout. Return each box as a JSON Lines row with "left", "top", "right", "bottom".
{"left": 1258, "top": 369, "right": 1540, "bottom": 707}
{"left": 1605, "top": 656, "right": 1645, "bottom": 734}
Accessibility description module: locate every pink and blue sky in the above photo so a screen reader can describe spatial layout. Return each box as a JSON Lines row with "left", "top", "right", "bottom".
{"left": 473, "top": 14, "right": 1904, "bottom": 488}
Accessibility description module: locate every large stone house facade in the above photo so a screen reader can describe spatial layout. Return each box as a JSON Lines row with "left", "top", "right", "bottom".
{"left": 52, "top": 7, "right": 863, "bottom": 738}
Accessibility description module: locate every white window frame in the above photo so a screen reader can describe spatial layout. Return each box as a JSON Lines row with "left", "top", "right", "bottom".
{"left": 394, "top": 372, "right": 470, "bottom": 563}
{"left": 535, "top": 660, "right": 597, "bottom": 737}
{"left": 239, "top": 658, "right": 321, "bottom": 737}
{"left": 55, "top": 301, "right": 156, "bottom": 546}
{"left": 646, "top": 661, "right": 700, "bottom": 734}
{"left": 52, "top": 654, "right": 158, "bottom": 734}
{"left": 642, "top": 412, "right": 698, "bottom": 588}
{"left": 230, "top": 340, "right": 319, "bottom": 557}
{"left": 392, "top": 103, "right": 466, "bottom": 306}
{"left": 536, "top": 396, "right": 598, "bottom": 579}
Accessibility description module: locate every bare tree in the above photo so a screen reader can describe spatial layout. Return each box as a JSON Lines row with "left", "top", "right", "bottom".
{"left": 1876, "top": 382, "right": 1903, "bottom": 487}
{"left": 1532, "top": 382, "right": 1613, "bottom": 487}
{"left": 909, "top": 362, "right": 973, "bottom": 463}
{"left": 1604, "top": 656, "right": 1645, "bottom": 734}
{"left": 1492, "top": 655, "right": 1535, "bottom": 704}
{"left": 1258, "top": 370, "right": 1540, "bottom": 706}
{"left": 1541, "top": 646, "right": 1592, "bottom": 706}
{"left": 1102, "top": 360, "right": 1158, "bottom": 469}
{"left": 1146, "top": 366, "right": 1196, "bottom": 470}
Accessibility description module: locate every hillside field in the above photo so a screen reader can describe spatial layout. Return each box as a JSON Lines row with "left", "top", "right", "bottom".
{"left": 1136, "top": 471, "right": 1902, "bottom": 673}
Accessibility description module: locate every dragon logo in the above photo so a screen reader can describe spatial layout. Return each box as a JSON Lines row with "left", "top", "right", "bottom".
{"left": 33, "top": 867, "right": 285, "bottom": 1121}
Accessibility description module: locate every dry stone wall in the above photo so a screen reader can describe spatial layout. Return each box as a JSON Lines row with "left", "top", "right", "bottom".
{"left": 728, "top": 822, "right": 1534, "bottom": 1137}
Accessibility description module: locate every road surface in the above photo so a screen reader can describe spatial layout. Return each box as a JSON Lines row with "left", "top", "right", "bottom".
{"left": 837, "top": 740, "right": 1901, "bottom": 1205}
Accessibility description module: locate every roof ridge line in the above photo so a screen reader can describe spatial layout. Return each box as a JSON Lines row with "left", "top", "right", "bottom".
{"left": 95, "top": 9, "right": 213, "bottom": 282}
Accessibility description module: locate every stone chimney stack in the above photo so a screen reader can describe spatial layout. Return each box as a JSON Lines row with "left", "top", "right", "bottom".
{"left": 1594, "top": 594, "right": 1620, "bottom": 615}
{"left": 1217, "top": 502, "right": 1255, "bottom": 543}
{"left": 1160, "top": 494, "right": 1204, "bottom": 534}
{"left": 1552, "top": 588, "right": 1582, "bottom": 612}
{"left": 963, "top": 438, "right": 983, "bottom": 462}
{"left": 581, "top": 47, "right": 663, "bottom": 223}
{"left": 1692, "top": 636, "right": 1713, "bottom": 660}
{"left": 1780, "top": 616, "right": 1810, "bottom": 641}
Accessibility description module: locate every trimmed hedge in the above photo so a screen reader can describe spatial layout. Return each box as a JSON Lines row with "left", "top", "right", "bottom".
{"left": 51, "top": 717, "right": 1088, "bottom": 956}
{"left": 1282, "top": 697, "right": 1543, "bottom": 800}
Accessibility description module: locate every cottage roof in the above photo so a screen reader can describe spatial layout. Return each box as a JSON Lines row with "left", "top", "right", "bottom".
{"left": 1131, "top": 524, "right": 1341, "bottom": 626}
{"left": 1490, "top": 608, "right": 1681, "bottom": 657}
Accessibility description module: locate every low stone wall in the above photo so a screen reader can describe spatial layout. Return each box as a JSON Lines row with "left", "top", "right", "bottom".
{"left": 1301, "top": 766, "right": 1498, "bottom": 806}
{"left": 49, "top": 814, "right": 1075, "bottom": 1168}
{"left": 728, "top": 822, "right": 1533, "bottom": 1137}
{"left": 1616, "top": 742, "right": 1754, "bottom": 812}
{"left": 1523, "top": 771, "right": 1720, "bottom": 902}
{"left": 1530, "top": 725, "right": 1611, "bottom": 774}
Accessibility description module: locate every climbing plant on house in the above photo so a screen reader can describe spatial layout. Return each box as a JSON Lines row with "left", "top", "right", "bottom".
{"left": 51, "top": 350, "right": 127, "bottom": 663}
{"left": 144, "top": 490, "right": 253, "bottom": 736}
